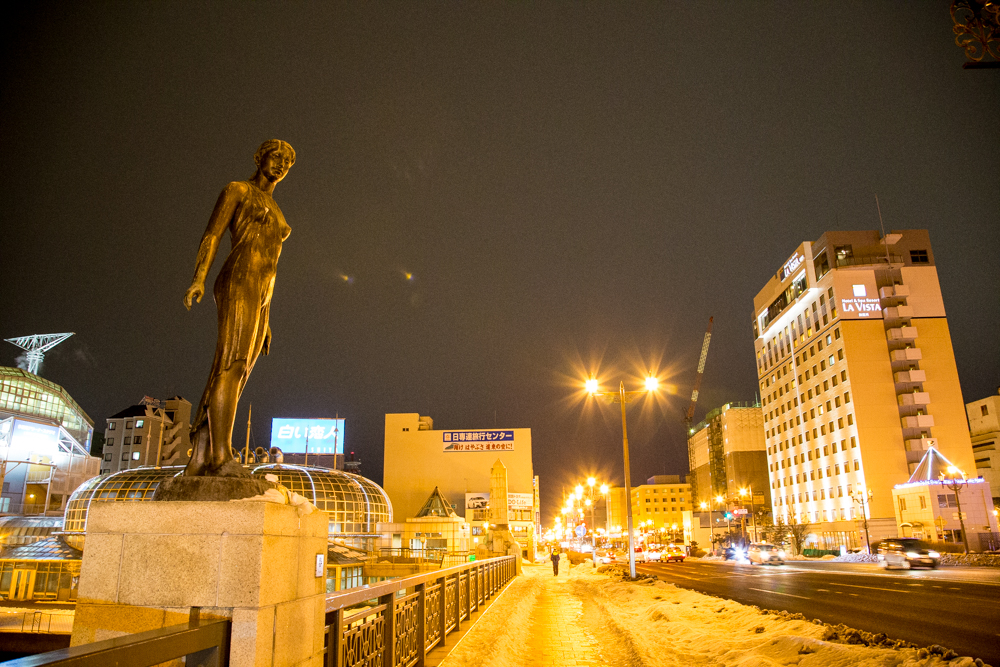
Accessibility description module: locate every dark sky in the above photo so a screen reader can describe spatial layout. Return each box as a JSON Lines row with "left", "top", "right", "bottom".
{"left": 2, "top": 3, "right": 997, "bottom": 525}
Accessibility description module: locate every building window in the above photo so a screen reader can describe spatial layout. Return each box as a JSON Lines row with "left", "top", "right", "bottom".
{"left": 983, "top": 405, "right": 990, "bottom": 417}
{"left": 835, "top": 245, "right": 854, "bottom": 265}
{"left": 850, "top": 437, "right": 856, "bottom": 448}
{"left": 134, "top": 436, "right": 142, "bottom": 445}
{"left": 853, "top": 460, "right": 860, "bottom": 471}
{"left": 107, "top": 422, "right": 116, "bottom": 430}
{"left": 126, "top": 421, "right": 133, "bottom": 429}
{"left": 919, "top": 496, "right": 926, "bottom": 509}
{"left": 131, "top": 452, "right": 140, "bottom": 461}
{"left": 136, "top": 419, "right": 144, "bottom": 428}
{"left": 106, "top": 437, "right": 115, "bottom": 446}
{"left": 104, "top": 453, "right": 112, "bottom": 461}
{"left": 847, "top": 414, "right": 854, "bottom": 426}
{"left": 834, "top": 328, "right": 841, "bottom": 340}
{"left": 899, "top": 497, "right": 906, "bottom": 511}
{"left": 844, "top": 392, "right": 850, "bottom": 403}
{"left": 121, "top": 451, "right": 130, "bottom": 461}
{"left": 910, "top": 250, "right": 929, "bottom": 263}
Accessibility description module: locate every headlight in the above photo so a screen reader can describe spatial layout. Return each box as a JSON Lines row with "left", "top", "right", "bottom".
{"left": 928, "top": 551, "right": 940, "bottom": 558}
{"left": 905, "top": 551, "right": 919, "bottom": 558}
{"left": 778, "top": 550, "right": 786, "bottom": 559}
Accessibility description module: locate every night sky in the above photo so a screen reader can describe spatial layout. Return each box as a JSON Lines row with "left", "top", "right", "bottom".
{"left": 2, "top": 3, "right": 997, "bottom": 525}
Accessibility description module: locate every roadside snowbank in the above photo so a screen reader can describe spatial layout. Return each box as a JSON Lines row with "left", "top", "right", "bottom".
{"left": 441, "top": 562, "right": 992, "bottom": 667}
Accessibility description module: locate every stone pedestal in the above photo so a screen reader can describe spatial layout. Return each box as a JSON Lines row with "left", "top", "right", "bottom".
{"left": 72, "top": 501, "right": 327, "bottom": 667}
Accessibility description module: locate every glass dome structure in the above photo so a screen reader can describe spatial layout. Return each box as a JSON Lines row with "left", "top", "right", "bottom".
{"left": 61, "top": 464, "right": 392, "bottom": 551}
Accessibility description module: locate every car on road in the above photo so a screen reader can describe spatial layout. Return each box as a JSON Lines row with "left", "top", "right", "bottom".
{"left": 595, "top": 550, "right": 616, "bottom": 565}
{"left": 877, "top": 538, "right": 940, "bottom": 569}
{"left": 615, "top": 547, "right": 648, "bottom": 563}
{"left": 747, "top": 543, "right": 785, "bottom": 565}
{"left": 661, "top": 545, "right": 686, "bottom": 563}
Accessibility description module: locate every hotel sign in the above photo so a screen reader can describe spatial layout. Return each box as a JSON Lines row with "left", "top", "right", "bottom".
{"left": 779, "top": 254, "right": 804, "bottom": 281}
{"left": 839, "top": 284, "right": 882, "bottom": 318}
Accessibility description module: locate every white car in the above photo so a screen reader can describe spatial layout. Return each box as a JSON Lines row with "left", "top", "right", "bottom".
{"left": 747, "top": 543, "right": 785, "bottom": 565}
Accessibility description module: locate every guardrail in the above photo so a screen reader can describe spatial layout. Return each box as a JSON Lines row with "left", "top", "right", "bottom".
{"left": 0, "top": 618, "right": 231, "bottom": 667}
{"left": 325, "top": 554, "right": 516, "bottom": 667}
{"left": 0, "top": 611, "right": 74, "bottom": 634}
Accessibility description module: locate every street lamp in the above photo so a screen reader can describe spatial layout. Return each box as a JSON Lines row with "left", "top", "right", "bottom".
{"left": 739, "top": 485, "right": 758, "bottom": 543}
{"left": 700, "top": 501, "right": 715, "bottom": 554}
{"left": 849, "top": 487, "right": 873, "bottom": 554}
{"left": 940, "top": 465, "right": 971, "bottom": 554}
{"left": 585, "top": 375, "right": 660, "bottom": 579}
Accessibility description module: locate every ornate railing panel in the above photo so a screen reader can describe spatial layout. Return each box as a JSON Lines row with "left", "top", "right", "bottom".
{"left": 324, "top": 555, "right": 515, "bottom": 667}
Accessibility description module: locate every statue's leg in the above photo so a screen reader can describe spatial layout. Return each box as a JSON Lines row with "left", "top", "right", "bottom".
{"left": 206, "top": 359, "right": 247, "bottom": 472}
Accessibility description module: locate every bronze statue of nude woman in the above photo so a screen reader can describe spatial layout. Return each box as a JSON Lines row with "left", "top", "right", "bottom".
{"left": 166, "top": 139, "right": 294, "bottom": 489}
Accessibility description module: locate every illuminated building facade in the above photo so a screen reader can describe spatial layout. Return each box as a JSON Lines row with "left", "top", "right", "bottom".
{"left": 966, "top": 391, "right": 1000, "bottom": 504}
{"left": 687, "top": 403, "right": 770, "bottom": 509}
{"left": 754, "top": 230, "right": 976, "bottom": 550}
{"left": 608, "top": 476, "right": 691, "bottom": 539}
{"left": 101, "top": 396, "right": 192, "bottom": 474}
{"left": 891, "top": 447, "right": 998, "bottom": 550}
{"left": 382, "top": 413, "right": 536, "bottom": 556}
{"left": 0, "top": 367, "right": 99, "bottom": 516}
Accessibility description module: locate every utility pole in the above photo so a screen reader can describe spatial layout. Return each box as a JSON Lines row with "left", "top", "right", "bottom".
{"left": 243, "top": 404, "right": 252, "bottom": 465}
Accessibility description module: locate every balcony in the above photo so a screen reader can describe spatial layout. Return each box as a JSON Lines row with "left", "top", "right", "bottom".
{"left": 901, "top": 415, "right": 935, "bottom": 429}
{"left": 887, "top": 326, "right": 918, "bottom": 342}
{"left": 898, "top": 392, "right": 930, "bottom": 407}
{"left": 891, "top": 348, "right": 922, "bottom": 363}
{"left": 879, "top": 285, "right": 911, "bottom": 299}
{"left": 894, "top": 369, "right": 926, "bottom": 383}
{"left": 905, "top": 437, "right": 937, "bottom": 452}
{"left": 882, "top": 305, "right": 914, "bottom": 320}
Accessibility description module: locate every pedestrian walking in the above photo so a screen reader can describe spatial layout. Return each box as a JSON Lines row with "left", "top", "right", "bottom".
{"left": 550, "top": 548, "right": 560, "bottom": 576}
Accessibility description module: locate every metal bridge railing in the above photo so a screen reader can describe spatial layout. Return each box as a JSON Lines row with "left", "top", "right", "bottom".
{"left": 0, "top": 618, "right": 231, "bottom": 667}
{"left": 325, "top": 555, "right": 516, "bottom": 667}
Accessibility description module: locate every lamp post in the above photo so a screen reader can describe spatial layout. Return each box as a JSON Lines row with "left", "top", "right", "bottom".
{"left": 585, "top": 375, "right": 660, "bottom": 580}
{"left": 849, "top": 487, "right": 873, "bottom": 554}
{"left": 740, "top": 485, "right": 758, "bottom": 543}
{"left": 700, "top": 501, "right": 715, "bottom": 555}
{"left": 940, "top": 465, "right": 971, "bottom": 554}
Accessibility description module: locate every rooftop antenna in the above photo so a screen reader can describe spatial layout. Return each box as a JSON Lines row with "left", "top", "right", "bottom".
{"left": 4, "top": 333, "right": 75, "bottom": 375}
{"left": 875, "top": 195, "right": 893, "bottom": 266}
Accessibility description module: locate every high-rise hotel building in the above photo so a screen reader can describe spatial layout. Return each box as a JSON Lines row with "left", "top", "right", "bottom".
{"left": 752, "top": 230, "right": 975, "bottom": 548}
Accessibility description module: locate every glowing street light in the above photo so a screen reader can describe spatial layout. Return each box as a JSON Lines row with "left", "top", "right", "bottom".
{"left": 584, "top": 375, "right": 660, "bottom": 579}
{"left": 940, "top": 465, "right": 971, "bottom": 554}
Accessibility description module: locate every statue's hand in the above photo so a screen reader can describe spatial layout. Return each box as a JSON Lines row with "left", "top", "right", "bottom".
{"left": 184, "top": 283, "right": 204, "bottom": 310}
{"left": 262, "top": 326, "right": 272, "bottom": 356}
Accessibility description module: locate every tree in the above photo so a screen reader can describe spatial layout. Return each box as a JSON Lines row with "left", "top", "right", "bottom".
{"left": 760, "top": 516, "right": 790, "bottom": 547}
{"left": 787, "top": 521, "right": 811, "bottom": 555}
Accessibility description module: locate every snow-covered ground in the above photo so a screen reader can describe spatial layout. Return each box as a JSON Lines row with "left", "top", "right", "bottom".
{"left": 439, "top": 562, "right": 991, "bottom": 667}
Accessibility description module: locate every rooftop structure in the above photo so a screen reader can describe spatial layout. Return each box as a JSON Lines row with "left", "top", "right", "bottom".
{"left": 3, "top": 333, "right": 74, "bottom": 376}
{"left": 101, "top": 396, "right": 192, "bottom": 474}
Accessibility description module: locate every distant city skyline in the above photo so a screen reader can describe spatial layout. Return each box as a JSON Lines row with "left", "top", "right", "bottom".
{"left": 1, "top": 3, "right": 997, "bottom": 522}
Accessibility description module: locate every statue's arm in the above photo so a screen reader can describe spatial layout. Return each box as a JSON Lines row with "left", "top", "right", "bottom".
{"left": 184, "top": 183, "right": 245, "bottom": 310}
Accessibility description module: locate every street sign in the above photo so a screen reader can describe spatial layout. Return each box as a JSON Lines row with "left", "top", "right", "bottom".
{"left": 575, "top": 524, "right": 586, "bottom": 538}
{"left": 733, "top": 508, "right": 748, "bottom": 516}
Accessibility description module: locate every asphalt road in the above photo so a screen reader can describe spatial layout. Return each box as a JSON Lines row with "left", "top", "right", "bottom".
{"left": 637, "top": 559, "right": 1000, "bottom": 666}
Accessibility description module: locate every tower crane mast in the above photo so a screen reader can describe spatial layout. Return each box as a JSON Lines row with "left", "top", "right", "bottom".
{"left": 684, "top": 317, "right": 714, "bottom": 433}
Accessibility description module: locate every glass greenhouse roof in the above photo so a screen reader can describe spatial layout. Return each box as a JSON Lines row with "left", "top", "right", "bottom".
{"left": 61, "top": 464, "right": 393, "bottom": 550}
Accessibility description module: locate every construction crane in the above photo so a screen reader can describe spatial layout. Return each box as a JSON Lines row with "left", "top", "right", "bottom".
{"left": 4, "top": 333, "right": 75, "bottom": 375}
{"left": 683, "top": 317, "right": 714, "bottom": 434}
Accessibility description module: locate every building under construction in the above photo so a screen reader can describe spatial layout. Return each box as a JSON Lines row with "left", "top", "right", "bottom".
{"left": 687, "top": 403, "right": 770, "bottom": 510}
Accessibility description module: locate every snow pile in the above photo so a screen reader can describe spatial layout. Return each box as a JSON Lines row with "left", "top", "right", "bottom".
{"left": 440, "top": 562, "right": 992, "bottom": 667}
{"left": 832, "top": 552, "right": 880, "bottom": 563}
{"left": 940, "top": 553, "right": 1000, "bottom": 568}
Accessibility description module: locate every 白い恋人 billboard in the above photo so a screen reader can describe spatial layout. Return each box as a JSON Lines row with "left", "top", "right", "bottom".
{"left": 270, "top": 418, "right": 344, "bottom": 454}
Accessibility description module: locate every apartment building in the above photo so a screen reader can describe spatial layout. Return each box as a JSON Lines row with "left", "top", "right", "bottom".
{"left": 967, "top": 390, "right": 1000, "bottom": 504}
{"left": 608, "top": 475, "right": 692, "bottom": 536}
{"left": 753, "top": 230, "right": 975, "bottom": 550}
{"left": 102, "top": 396, "right": 191, "bottom": 474}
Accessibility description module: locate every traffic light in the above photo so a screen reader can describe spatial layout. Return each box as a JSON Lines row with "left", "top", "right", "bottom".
{"left": 724, "top": 512, "right": 734, "bottom": 520}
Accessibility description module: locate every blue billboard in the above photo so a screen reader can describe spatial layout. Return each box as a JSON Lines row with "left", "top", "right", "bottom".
{"left": 269, "top": 418, "right": 345, "bottom": 454}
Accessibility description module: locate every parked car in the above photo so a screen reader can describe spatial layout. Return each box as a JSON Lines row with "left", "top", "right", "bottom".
{"left": 877, "top": 538, "right": 940, "bottom": 569}
{"left": 662, "top": 545, "right": 686, "bottom": 563}
{"left": 596, "top": 550, "right": 615, "bottom": 565}
{"left": 747, "top": 543, "right": 785, "bottom": 565}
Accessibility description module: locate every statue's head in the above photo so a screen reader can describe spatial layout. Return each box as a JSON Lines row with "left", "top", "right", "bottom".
{"left": 254, "top": 139, "right": 296, "bottom": 184}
